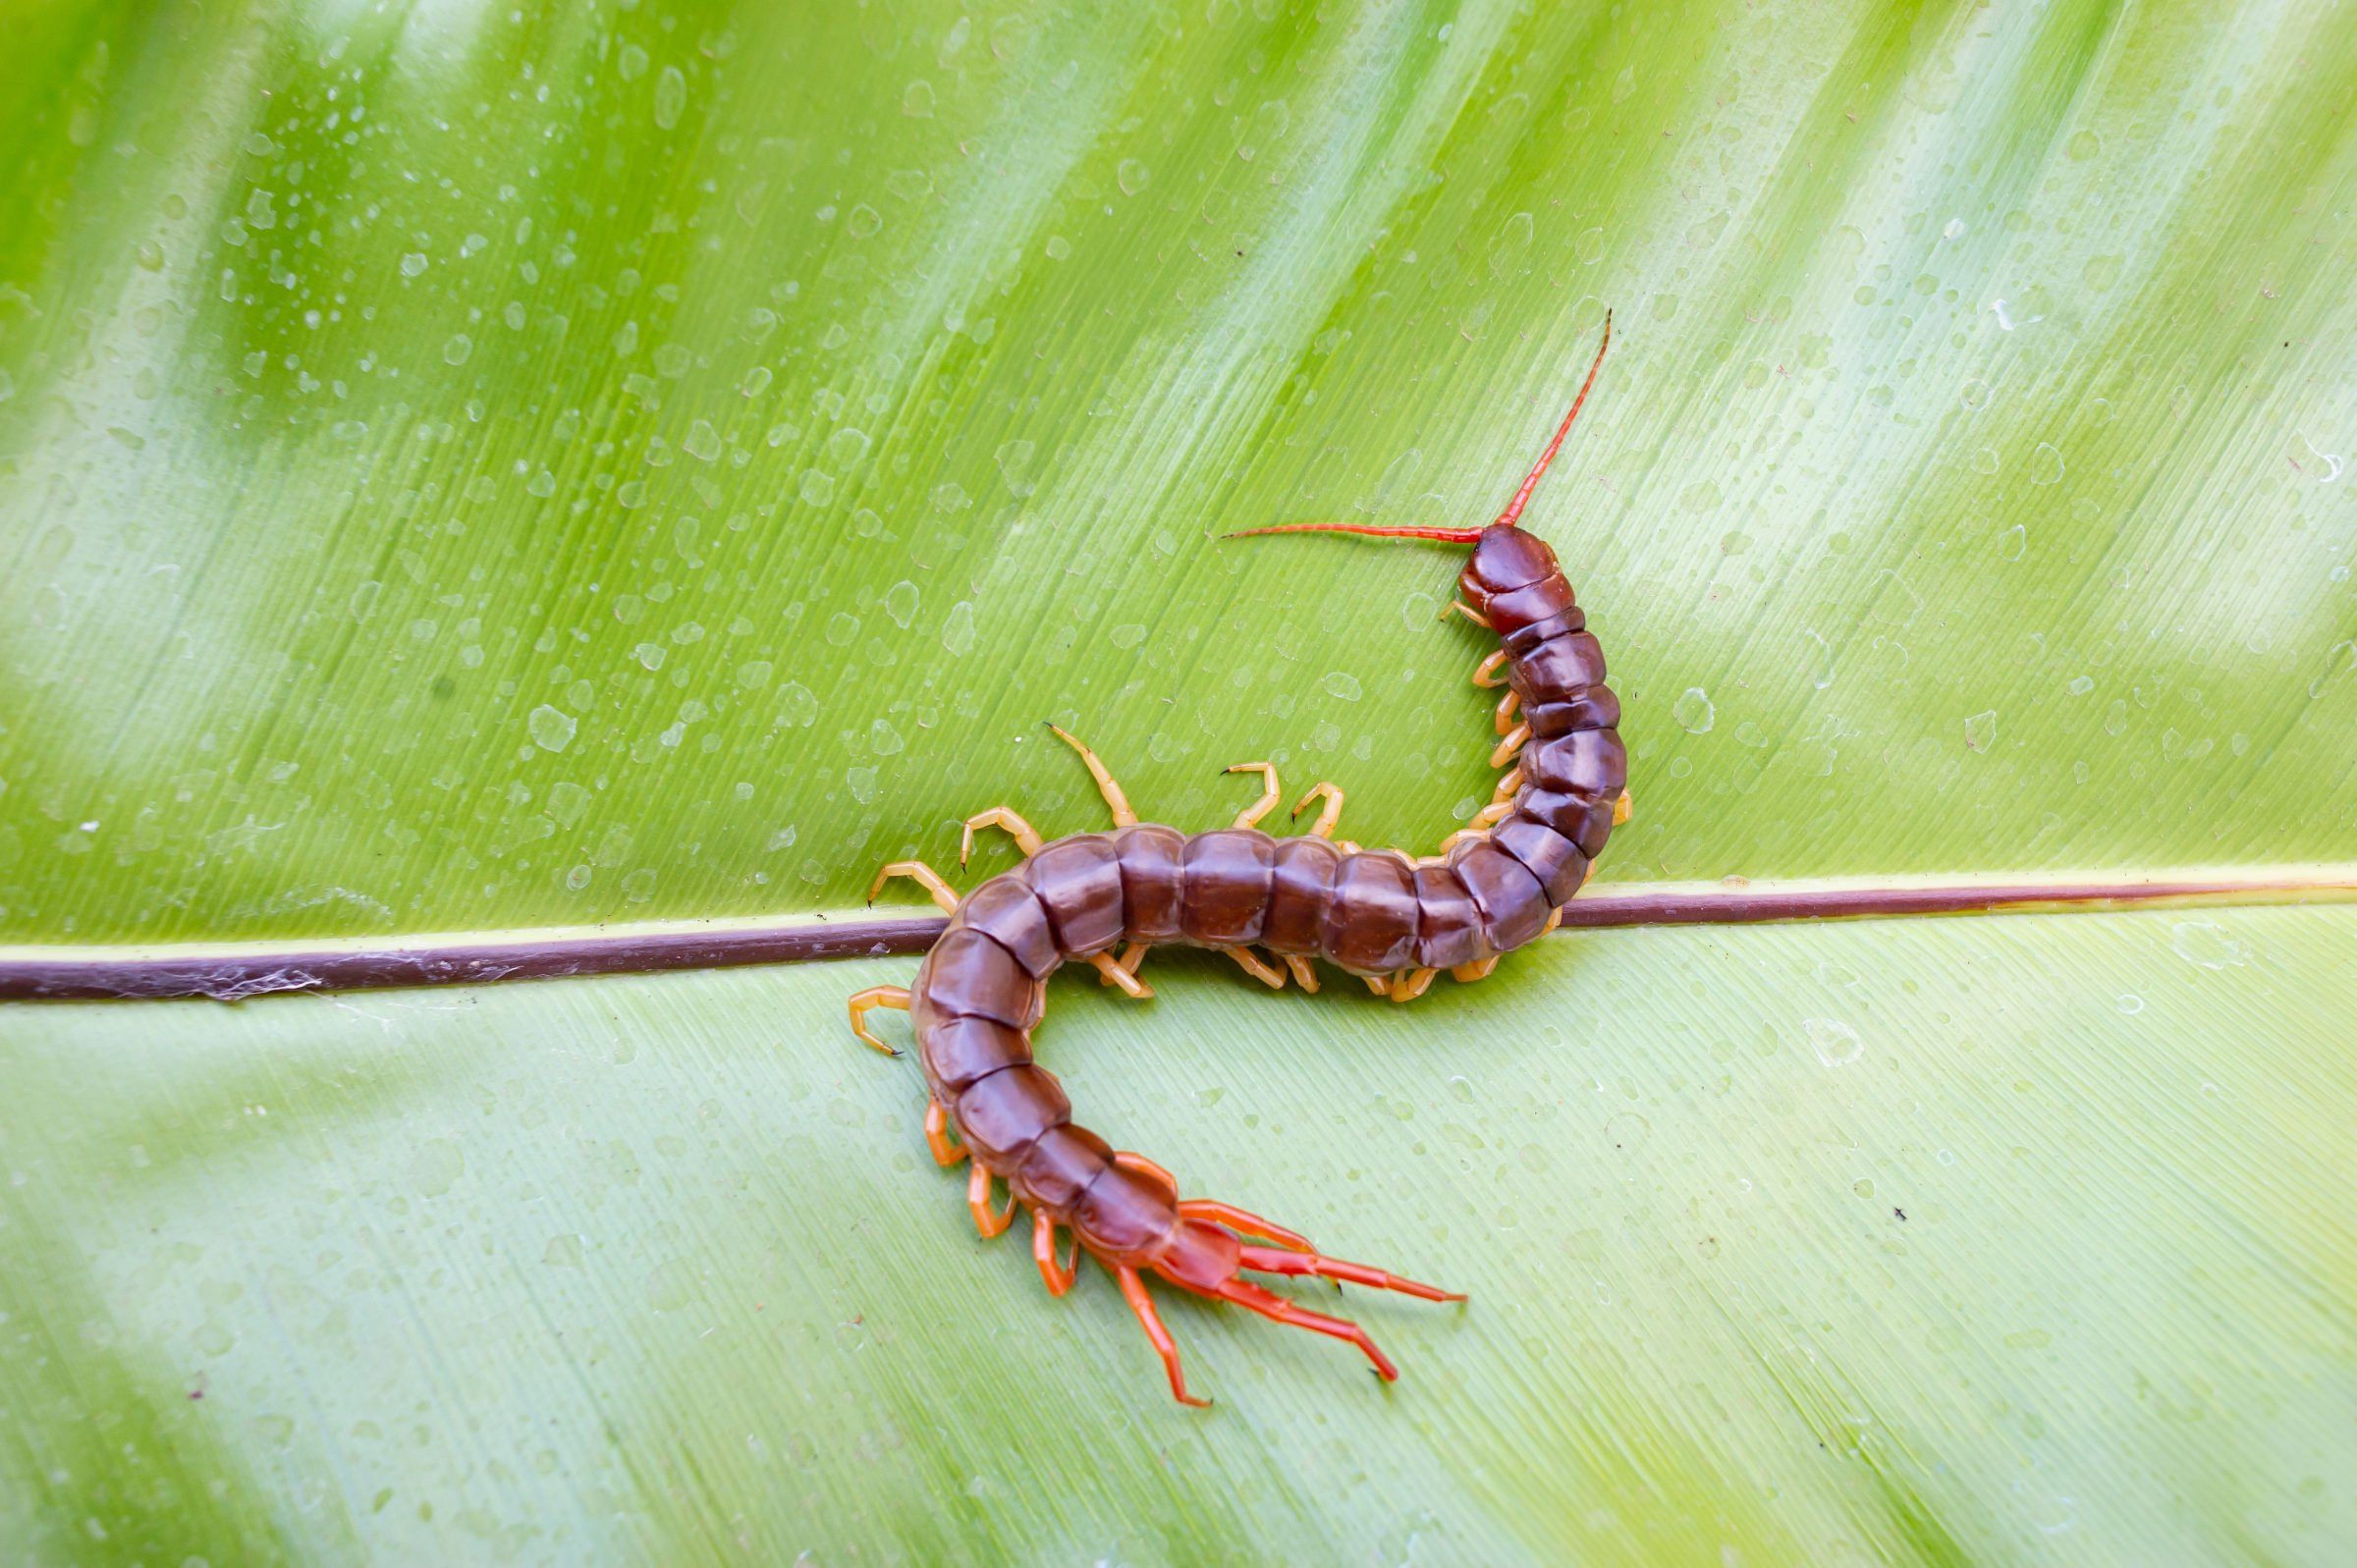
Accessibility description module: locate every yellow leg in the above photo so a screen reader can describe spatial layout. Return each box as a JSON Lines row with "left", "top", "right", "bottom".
{"left": 968, "top": 1161, "right": 1016, "bottom": 1239}
{"left": 1451, "top": 956, "right": 1500, "bottom": 984}
{"left": 1435, "top": 828, "right": 1489, "bottom": 856}
{"left": 1471, "top": 649, "right": 1510, "bottom": 688}
{"left": 1223, "top": 762, "right": 1281, "bottom": 830}
{"left": 1444, "top": 600, "right": 1493, "bottom": 630}
{"left": 1615, "top": 787, "right": 1633, "bottom": 826}
{"left": 1494, "top": 690, "right": 1521, "bottom": 735}
{"left": 867, "top": 860, "right": 960, "bottom": 913}
{"left": 1488, "top": 724, "right": 1530, "bottom": 770}
{"left": 925, "top": 1099, "right": 966, "bottom": 1165}
{"left": 1088, "top": 950, "right": 1155, "bottom": 999}
{"left": 1541, "top": 905, "right": 1564, "bottom": 936}
{"left": 960, "top": 806, "right": 1043, "bottom": 866}
{"left": 1290, "top": 782, "right": 1344, "bottom": 839}
{"left": 1389, "top": 967, "right": 1439, "bottom": 1002}
{"left": 1046, "top": 724, "right": 1140, "bottom": 828}
{"left": 1361, "top": 973, "right": 1390, "bottom": 997}
{"left": 848, "top": 986, "right": 911, "bottom": 1055}
{"left": 1223, "top": 946, "right": 1286, "bottom": 989}
{"left": 1282, "top": 953, "right": 1321, "bottom": 993}
{"left": 1492, "top": 767, "right": 1523, "bottom": 804}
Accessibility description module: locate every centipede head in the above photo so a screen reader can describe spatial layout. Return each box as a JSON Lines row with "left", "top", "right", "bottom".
{"left": 1225, "top": 312, "right": 1613, "bottom": 612}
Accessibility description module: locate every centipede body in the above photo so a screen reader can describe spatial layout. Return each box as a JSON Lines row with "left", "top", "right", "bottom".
{"left": 846, "top": 317, "right": 1629, "bottom": 1406}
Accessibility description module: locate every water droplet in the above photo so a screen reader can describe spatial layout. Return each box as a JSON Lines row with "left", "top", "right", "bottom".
{"left": 1679, "top": 480, "right": 1720, "bottom": 513}
{"left": 1045, "top": 236, "right": 1071, "bottom": 260}
{"left": 848, "top": 202, "right": 881, "bottom": 239}
{"left": 1321, "top": 671, "right": 1362, "bottom": 701}
{"left": 400, "top": 251, "right": 427, "bottom": 277}
{"left": 2065, "top": 129, "right": 2101, "bottom": 161}
{"left": 2117, "top": 994, "right": 2144, "bottom": 1014}
{"left": 618, "top": 43, "right": 648, "bottom": 81}
{"left": 777, "top": 681, "right": 818, "bottom": 727}
{"left": 942, "top": 601, "right": 976, "bottom": 655}
{"left": 799, "top": 469, "right": 836, "bottom": 507}
{"left": 2000, "top": 523, "right": 2026, "bottom": 561}
{"left": 2080, "top": 253, "right": 2122, "bottom": 292}
{"left": 735, "top": 660, "right": 773, "bottom": 689}
{"left": 826, "top": 612, "right": 859, "bottom": 646}
{"left": 2029, "top": 442, "right": 2065, "bottom": 484}
{"left": 2170, "top": 920, "right": 2248, "bottom": 970}
{"left": 883, "top": 579, "right": 919, "bottom": 628}
{"left": 526, "top": 705, "right": 576, "bottom": 753}
{"left": 1118, "top": 158, "right": 1150, "bottom": 194}
{"left": 2068, "top": 676, "right": 2094, "bottom": 695}
{"left": 1108, "top": 622, "right": 1145, "bottom": 650}
{"left": 442, "top": 334, "right": 472, "bottom": 366}
{"left": 1964, "top": 710, "right": 1998, "bottom": 752}
{"left": 685, "top": 419, "right": 721, "bottom": 461}
{"left": 828, "top": 427, "right": 871, "bottom": 467}
{"left": 903, "top": 80, "right": 935, "bottom": 117}
{"left": 1804, "top": 1017, "right": 1862, "bottom": 1066}
{"left": 633, "top": 642, "right": 666, "bottom": 671}
{"left": 1672, "top": 687, "right": 1715, "bottom": 733}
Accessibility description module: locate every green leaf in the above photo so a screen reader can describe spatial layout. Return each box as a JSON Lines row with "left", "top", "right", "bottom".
{"left": 5, "top": 0, "right": 2356, "bottom": 1559}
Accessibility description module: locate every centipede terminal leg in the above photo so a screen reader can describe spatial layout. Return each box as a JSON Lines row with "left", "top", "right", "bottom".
{"left": 1117, "top": 1267, "right": 1210, "bottom": 1407}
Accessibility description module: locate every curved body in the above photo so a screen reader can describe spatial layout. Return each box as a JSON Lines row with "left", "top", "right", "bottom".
{"left": 848, "top": 317, "right": 1626, "bottom": 1404}
{"left": 912, "top": 528, "right": 1624, "bottom": 1285}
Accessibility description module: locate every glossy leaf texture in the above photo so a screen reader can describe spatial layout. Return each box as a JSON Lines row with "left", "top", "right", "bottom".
{"left": 4, "top": 0, "right": 2355, "bottom": 941}
{"left": 6, "top": 0, "right": 2357, "bottom": 1561}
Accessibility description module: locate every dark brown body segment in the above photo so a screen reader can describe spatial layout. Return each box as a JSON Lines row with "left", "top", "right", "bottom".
{"left": 904, "top": 517, "right": 1624, "bottom": 1346}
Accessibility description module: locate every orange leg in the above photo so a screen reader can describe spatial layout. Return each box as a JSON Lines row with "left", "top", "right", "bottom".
{"left": 1492, "top": 767, "right": 1523, "bottom": 803}
{"left": 1223, "top": 762, "right": 1281, "bottom": 829}
{"left": 1290, "top": 782, "right": 1344, "bottom": 839}
{"left": 1114, "top": 1150, "right": 1178, "bottom": 1190}
{"left": 1488, "top": 724, "right": 1530, "bottom": 770}
{"left": 867, "top": 860, "right": 959, "bottom": 913}
{"left": 1046, "top": 724, "right": 1141, "bottom": 828}
{"left": 1224, "top": 946, "right": 1286, "bottom": 989}
{"left": 1088, "top": 950, "right": 1155, "bottom": 999}
{"left": 1033, "top": 1208, "right": 1078, "bottom": 1296}
{"left": 968, "top": 1161, "right": 1016, "bottom": 1239}
{"left": 1494, "top": 689, "right": 1521, "bottom": 735}
{"left": 1117, "top": 1265, "right": 1210, "bottom": 1407}
{"left": 1281, "top": 953, "right": 1321, "bottom": 993}
{"left": 925, "top": 1099, "right": 965, "bottom": 1166}
{"left": 1360, "top": 973, "right": 1391, "bottom": 997}
{"left": 1451, "top": 956, "right": 1501, "bottom": 984}
{"left": 848, "top": 986, "right": 911, "bottom": 1055}
{"left": 1233, "top": 1242, "right": 1464, "bottom": 1305}
{"left": 1541, "top": 905, "right": 1564, "bottom": 936}
{"left": 1389, "top": 967, "right": 1439, "bottom": 1002}
{"left": 1177, "top": 1199, "right": 1313, "bottom": 1251}
{"left": 1615, "top": 787, "right": 1634, "bottom": 826}
{"left": 1471, "top": 649, "right": 1510, "bottom": 688}
{"left": 1203, "top": 1276, "right": 1406, "bottom": 1380}
{"left": 1444, "top": 600, "right": 1492, "bottom": 630}
{"left": 960, "top": 806, "right": 1043, "bottom": 866}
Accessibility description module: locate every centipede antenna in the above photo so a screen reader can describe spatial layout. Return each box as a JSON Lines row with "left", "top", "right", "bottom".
{"left": 1223, "top": 521, "right": 1485, "bottom": 544}
{"left": 1496, "top": 309, "right": 1613, "bottom": 530}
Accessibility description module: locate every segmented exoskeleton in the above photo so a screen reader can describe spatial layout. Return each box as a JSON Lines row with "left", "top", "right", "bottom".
{"left": 847, "top": 319, "right": 1630, "bottom": 1405}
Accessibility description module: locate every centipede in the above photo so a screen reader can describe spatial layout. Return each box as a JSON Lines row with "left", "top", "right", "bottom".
{"left": 845, "top": 316, "right": 1631, "bottom": 1406}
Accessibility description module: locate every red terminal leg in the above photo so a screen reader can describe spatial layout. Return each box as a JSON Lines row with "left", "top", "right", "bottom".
{"left": 1203, "top": 1275, "right": 1402, "bottom": 1382}
{"left": 1117, "top": 1266, "right": 1210, "bottom": 1407}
